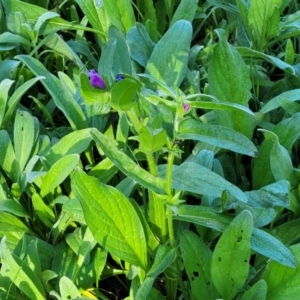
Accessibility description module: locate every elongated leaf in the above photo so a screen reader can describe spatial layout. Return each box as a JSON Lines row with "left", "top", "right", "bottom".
{"left": 180, "top": 231, "right": 219, "bottom": 299}
{"left": 0, "top": 60, "right": 19, "bottom": 82}
{"left": 251, "top": 228, "right": 297, "bottom": 268}
{"left": 176, "top": 118, "right": 258, "bottom": 157}
{"left": 15, "top": 55, "right": 88, "bottom": 130}
{"left": 248, "top": 0, "right": 281, "bottom": 51}
{"left": 170, "top": 0, "right": 198, "bottom": 26}
{"left": 238, "top": 47, "right": 295, "bottom": 75}
{"left": 146, "top": 20, "right": 192, "bottom": 87}
{"left": 72, "top": 169, "right": 147, "bottom": 269}
{"left": 136, "top": 246, "right": 177, "bottom": 299}
{"left": 0, "top": 79, "right": 14, "bottom": 125}
{"left": 59, "top": 276, "right": 81, "bottom": 299}
{"left": 0, "top": 199, "right": 29, "bottom": 218}
{"left": 187, "top": 99, "right": 255, "bottom": 116}
{"left": 91, "top": 129, "right": 166, "bottom": 194}
{"left": 0, "top": 237, "right": 46, "bottom": 300}
{"left": 32, "top": 193, "right": 55, "bottom": 228}
{"left": 14, "top": 110, "right": 37, "bottom": 175}
{"left": 273, "top": 112, "right": 300, "bottom": 152}
{"left": 108, "top": 26, "right": 133, "bottom": 75}
{"left": 173, "top": 205, "right": 297, "bottom": 267}
{"left": 211, "top": 210, "right": 253, "bottom": 300}
{"left": 172, "top": 205, "right": 232, "bottom": 232}
{"left": 45, "top": 129, "right": 92, "bottom": 164}
{"left": 75, "top": 0, "right": 110, "bottom": 36}
{"left": 240, "top": 280, "right": 267, "bottom": 300}
{"left": 40, "top": 154, "right": 80, "bottom": 197}
{"left": 2, "top": 0, "right": 103, "bottom": 36}
{"left": 0, "top": 130, "right": 18, "bottom": 181}
{"left": 208, "top": 29, "right": 254, "bottom": 138}
{"left": 102, "top": 0, "right": 135, "bottom": 32}
{"left": 127, "top": 23, "right": 155, "bottom": 67}
{"left": 262, "top": 244, "right": 300, "bottom": 299}
{"left": 2, "top": 76, "right": 45, "bottom": 129}
{"left": 162, "top": 162, "right": 248, "bottom": 203}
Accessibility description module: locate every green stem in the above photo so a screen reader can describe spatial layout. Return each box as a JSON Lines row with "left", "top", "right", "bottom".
{"left": 146, "top": 153, "right": 157, "bottom": 176}
{"left": 126, "top": 109, "right": 142, "bottom": 132}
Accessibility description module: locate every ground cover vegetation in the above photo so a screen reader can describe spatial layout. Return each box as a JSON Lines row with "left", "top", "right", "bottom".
{"left": 0, "top": 0, "right": 300, "bottom": 299}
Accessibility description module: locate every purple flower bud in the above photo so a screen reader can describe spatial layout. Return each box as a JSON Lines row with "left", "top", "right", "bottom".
{"left": 115, "top": 74, "right": 124, "bottom": 82}
{"left": 89, "top": 70, "right": 106, "bottom": 89}
{"left": 183, "top": 103, "right": 190, "bottom": 112}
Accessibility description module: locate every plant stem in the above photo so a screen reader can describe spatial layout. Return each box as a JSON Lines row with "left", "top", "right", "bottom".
{"left": 126, "top": 109, "right": 142, "bottom": 132}
{"left": 146, "top": 153, "right": 157, "bottom": 176}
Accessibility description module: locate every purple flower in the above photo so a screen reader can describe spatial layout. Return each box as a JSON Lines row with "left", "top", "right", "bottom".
{"left": 183, "top": 103, "right": 190, "bottom": 113}
{"left": 89, "top": 70, "right": 106, "bottom": 89}
{"left": 115, "top": 74, "right": 124, "bottom": 82}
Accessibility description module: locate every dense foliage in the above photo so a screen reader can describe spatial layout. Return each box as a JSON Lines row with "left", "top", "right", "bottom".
{"left": 0, "top": 0, "right": 300, "bottom": 299}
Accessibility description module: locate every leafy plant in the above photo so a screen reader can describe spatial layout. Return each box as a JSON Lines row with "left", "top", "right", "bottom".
{"left": 0, "top": 0, "right": 299, "bottom": 299}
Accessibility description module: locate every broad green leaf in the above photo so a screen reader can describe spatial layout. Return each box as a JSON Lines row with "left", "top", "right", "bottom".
{"left": 72, "top": 169, "right": 147, "bottom": 269}
{"left": 0, "top": 60, "right": 19, "bottom": 82}
{"left": 170, "top": 0, "right": 198, "bottom": 26}
{"left": 1, "top": 0, "right": 103, "bottom": 36}
{"left": 0, "top": 199, "right": 29, "bottom": 218}
{"left": 108, "top": 26, "right": 133, "bottom": 75}
{"left": 59, "top": 276, "right": 81, "bottom": 299}
{"left": 146, "top": 20, "right": 192, "bottom": 87}
{"left": 273, "top": 112, "right": 300, "bottom": 152}
{"left": 248, "top": 0, "right": 281, "bottom": 51}
{"left": 75, "top": 0, "right": 110, "bottom": 38}
{"left": 32, "top": 193, "right": 55, "bottom": 228}
{"left": 0, "top": 212, "right": 33, "bottom": 250}
{"left": 211, "top": 210, "right": 253, "bottom": 300}
{"left": 40, "top": 154, "right": 80, "bottom": 197}
{"left": 14, "top": 110, "right": 37, "bottom": 176}
{"left": 180, "top": 231, "right": 219, "bottom": 299}
{"left": 15, "top": 55, "right": 88, "bottom": 130}
{"left": 272, "top": 219, "right": 300, "bottom": 246}
{"left": 176, "top": 118, "right": 258, "bottom": 157}
{"left": 240, "top": 280, "right": 267, "bottom": 300}
{"left": 102, "top": 0, "right": 135, "bottom": 32}
{"left": 252, "top": 139, "right": 275, "bottom": 190}
{"left": 262, "top": 244, "right": 300, "bottom": 299}
{"left": 0, "top": 79, "right": 14, "bottom": 125}
{"left": 129, "top": 198, "right": 159, "bottom": 254}
{"left": 261, "top": 130, "right": 293, "bottom": 182}
{"left": 45, "top": 129, "right": 93, "bottom": 164}
{"left": 2, "top": 76, "right": 45, "bottom": 129}
{"left": 251, "top": 228, "right": 297, "bottom": 268}
{"left": 62, "top": 198, "right": 86, "bottom": 225}
{"left": 187, "top": 99, "right": 255, "bottom": 116}
{"left": 161, "top": 162, "right": 248, "bottom": 203}
{"left": 98, "top": 38, "right": 117, "bottom": 86}
{"left": 208, "top": 29, "right": 254, "bottom": 138}
{"left": 33, "top": 11, "right": 59, "bottom": 36}
{"left": 136, "top": 245, "right": 177, "bottom": 299}
{"left": 173, "top": 205, "right": 296, "bottom": 267}
{"left": 127, "top": 23, "right": 155, "bottom": 67}
{"left": 172, "top": 205, "right": 232, "bottom": 232}
{"left": 238, "top": 47, "right": 295, "bottom": 75}
{"left": 0, "top": 237, "right": 46, "bottom": 300}
{"left": 0, "top": 32, "right": 32, "bottom": 47}
{"left": 111, "top": 78, "right": 142, "bottom": 111}
{"left": 0, "top": 130, "right": 18, "bottom": 181}
{"left": 139, "top": 126, "right": 167, "bottom": 154}
{"left": 209, "top": 29, "right": 251, "bottom": 105}
{"left": 87, "top": 157, "right": 118, "bottom": 184}
{"left": 260, "top": 90, "right": 300, "bottom": 114}
{"left": 91, "top": 129, "right": 167, "bottom": 194}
